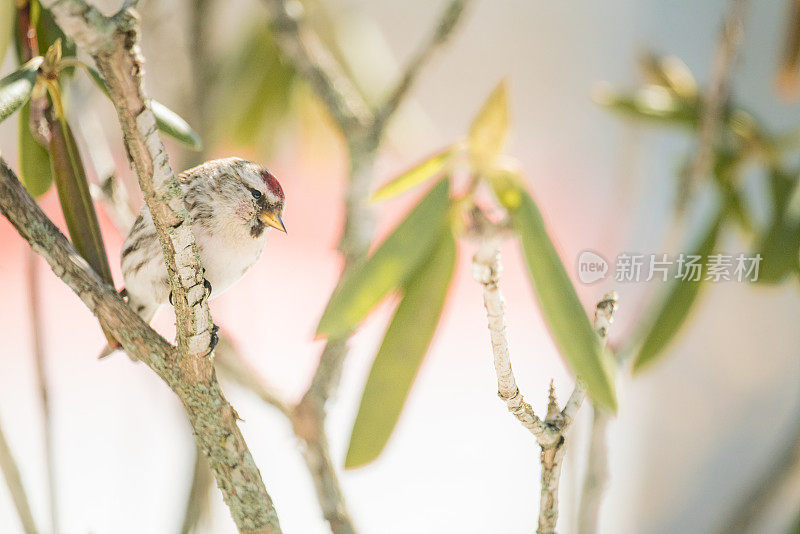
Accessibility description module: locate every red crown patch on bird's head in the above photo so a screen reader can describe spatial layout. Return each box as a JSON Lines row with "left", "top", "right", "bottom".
{"left": 261, "top": 170, "right": 284, "bottom": 200}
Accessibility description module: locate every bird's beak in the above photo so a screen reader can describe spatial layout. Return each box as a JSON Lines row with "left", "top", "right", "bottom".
{"left": 259, "top": 211, "right": 287, "bottom": 233}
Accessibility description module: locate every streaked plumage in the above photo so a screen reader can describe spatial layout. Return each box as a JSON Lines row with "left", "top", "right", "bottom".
{"left": 121, "top": 157, "right": 286, "bottom": 324}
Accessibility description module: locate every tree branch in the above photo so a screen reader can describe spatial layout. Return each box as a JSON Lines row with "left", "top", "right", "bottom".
{"left": 0, "top": 160, "right": 282, "bottom": 533}
{"left": 575, "top": 295, "right": 620, "bottom": 534}
{"left": 372, "top": 0, "right": 473, "bottom": 134}
{"left": 680, "top": 0, "right": 748, "bottom": 209}
{"left": 261, "top": 0, "right": 372, "bottom": 135}
{"left": 215, "top": 337, "right": 291, "bottom": 418}
{"left": 245, "top": 2, "right": 470, "bottom": 532}
{"left": 577, "top": 408, "right": 611, "bottom": 534}
{"left": 472, "top": 238, "right": 618, "bottom": 534}
{"left": 40, "top": 0, "right": 214, "bottom": 360}
{"left": 721, "top": 416, "right": 800, "bottom": 533}
{"left": 25, "top": 250, "right": 58, "bottom": 534}
{"left": 0, "top": 414, "right": 38, "bottom": 534}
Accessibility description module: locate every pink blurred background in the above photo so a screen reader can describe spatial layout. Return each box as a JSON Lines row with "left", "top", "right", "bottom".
{"left": 1, "top": 0, "right": 799, "bottom": 533}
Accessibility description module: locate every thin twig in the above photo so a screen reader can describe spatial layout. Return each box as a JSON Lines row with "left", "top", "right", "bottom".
{"left": 473, "top": 237, "right": 618, "bottom": 534}
{"left": 576, "top": 295, "right": 620, "bottom": 534}
{"left": 180, "top": 447, "right": 214, "bottom": 534}
{"left": 215, "top": 337, "right": 292, "bottom": 418}
{"left": 577, "top": 408, "right": 611, "bottom": 534}
{"left": 679, "top": 0, "right": 749, "bottom": 210}
{"left": 0, "top": 414, "right": 39, "bottom": 534}
{"left": 262, "top": 0, "right": 372, "bottom": 135}
{"left": 371, "top": 0, "right": 473, "bottom": 135}
{"left": 254, "top": 2, "right": 470, "bottom": 532}
{"left": 720, "top": 415, "right": 800, "bottom": 534}
{"left": 26, "top": 251, "right": 58, "bottom": 534}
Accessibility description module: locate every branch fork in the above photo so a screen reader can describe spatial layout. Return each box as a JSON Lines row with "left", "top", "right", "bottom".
{"left": 473, "top": 237, "right": 618, "bottom": 534}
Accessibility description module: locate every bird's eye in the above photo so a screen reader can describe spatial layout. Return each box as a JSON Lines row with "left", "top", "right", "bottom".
{"left": 250, "top": 188, "right": 262, "bottom": 199}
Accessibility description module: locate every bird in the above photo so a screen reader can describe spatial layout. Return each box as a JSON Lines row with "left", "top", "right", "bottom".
{"left": 111, "top": 157, "right": 286, "bottom": 356}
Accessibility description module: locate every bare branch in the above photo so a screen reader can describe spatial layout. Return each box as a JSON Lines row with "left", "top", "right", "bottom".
{"left": 180, "top": 447, "right": 214, "bottom": 534}
{"left": 262, "top": 0, "right": 372, "bottom": 135}
{"left": 215, "top": 336, "right": 292, "bottom": 418}
{"left": 214, "top": 333, "right": 356, "bottom": 533}
{"left": 0, "top": 159, "right": 282, "bottom": 533}
{"left": 560, "top": 292, "right": 618, "bottom": 427}
{"left": 577, "top": 408, "right": 611, "bottom": 534}
{"left": 25, "top": 251, "right": 58, "bottom": 534}
{"left": 372, "top": 0, "right": 473, "bottom": 134}
{"left": 575, "top": 292, "right": 620, "bottom": 534}
{"left": 472, "top": 239, "right": 551, "bottom": 442}
{"left": 720, "top": 417, "right": 800, "bottom": 533}
{"left": 473, "top": 235, "right": 619, "bottom": 534}
{"left": 680, "top": 0, "right": 749, "bottom": 209}
{"left": 41, "top": 0, "right": 214, "bottom": 359}
{"left": 0, "top": 414, "right": 38, "bottom": 534}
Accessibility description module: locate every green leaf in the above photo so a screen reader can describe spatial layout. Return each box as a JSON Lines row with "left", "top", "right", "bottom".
{"left": 151, "top": 100, "right": 202, "bottom": 151}
{"left": 18, "top": 101, "right": 52, "bottom": 197}
{"left": 0, "top": 57, "right": 43, "bottom": 124}
{"left": 753, "top": 167, "right": 800, "bottom": 284}
{"left": 511, "top": 188, "right": 617, "bottom": 411}
{"left": 469, "top": 80, "right": 509, "bottom": 168}
{"left": 85, "top": 66, "right": 202, "bottom": 150}
{"left": 371, "top": 146, "right": 456, "bottom": 202}
{"left": 0, "top": 0, "right": 13, "bottom": 69}
{"left": 631, "top": 212, "right": 724, "bottom": 373}
{"left": 345, "top": 231, "right": 456, "bottom": 469}
{"left": 317, "top": 179, "right": 451, "bottom": 339}
{"left": 639, "top": 53, "right": 697, "bottom": 99}
{"left": 34, "top": 1, "right": 76, "bottom": 69}
{"left": 593, "top": 84, "right": 698, "bottom": 127}
{"left": 49, "top": 117, "right": 114, "bottom": 286}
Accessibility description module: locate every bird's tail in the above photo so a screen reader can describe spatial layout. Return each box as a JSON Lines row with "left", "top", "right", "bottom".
{"left": 97, "top": 292, "right": 158, "bottom": 359}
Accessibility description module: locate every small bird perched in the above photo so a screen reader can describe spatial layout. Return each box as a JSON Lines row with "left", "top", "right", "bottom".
{"left": 116, "top": 157, "right": 286, "bottom": 354}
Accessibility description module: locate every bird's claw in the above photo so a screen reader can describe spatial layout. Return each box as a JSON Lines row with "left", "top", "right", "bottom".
{"left": 203, "top": 324, "right": 220, "bottom": 358}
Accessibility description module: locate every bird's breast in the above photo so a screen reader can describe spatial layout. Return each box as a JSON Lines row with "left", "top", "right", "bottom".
{"left": 193, "top": 227, "right": 267, "bottom": 298}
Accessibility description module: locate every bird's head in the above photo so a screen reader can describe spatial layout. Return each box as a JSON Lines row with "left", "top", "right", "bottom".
{"left": 185, "top": 157, "right": 286, "bottom": 239}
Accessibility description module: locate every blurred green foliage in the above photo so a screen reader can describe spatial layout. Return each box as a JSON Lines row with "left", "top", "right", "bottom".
{"left": 210, "top": 21, "right": 296, "bottom": 151}
{"left": 337, "top": 80, "right": 623, "bottom": 467}
{"left": 345, "top": 230, "right": 456, "bottom": 469}
{"left": 317, "top": 179, "right": 451, "bottom": 340}
{"left": 599, "top": 53, "right": 800, "bottom": 370}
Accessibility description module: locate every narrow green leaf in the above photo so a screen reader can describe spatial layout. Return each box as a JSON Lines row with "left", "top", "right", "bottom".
{"left": 593, "top": 84, "right": 698, "bottom": 127}
{"left": 345, "top": 231, "right": 456, "bottom": 469}
{"left": 469, "top": 80, "right": 509, "bottom": 168}
{"left": 632, "top": 212, "right": 723, "bottom": 373}
{"left": 371, "top": 146, "right": 456, "bottom": 202}
{"left": 753, "top": 167, "right": 800, "bottom": 284}
{"left": 85, "top": 66, "right": 202, "bottom": 150}
{"left": 0, "top": 0, "right": 13, "bottom": 68}
{"left": 0, "top": 57, "right": 43, "bottom": 124}
{"left": 511, "top": 189, "right": 617, "bottom": 411}
{"left": 151, "top": 100, "right": 202, "bottom": 151}
{"left": 317, "top": 179, "right": 451, "bottom": 339}
{"left": 49, "top": 117, "right": 114, "bottom": 285}
{"left": 18, "top": 101, "right": 52, "bottom": 197}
